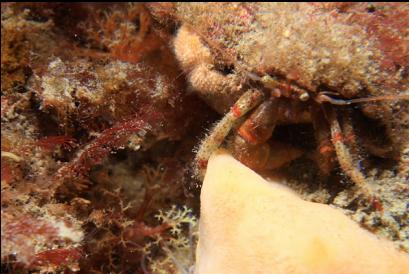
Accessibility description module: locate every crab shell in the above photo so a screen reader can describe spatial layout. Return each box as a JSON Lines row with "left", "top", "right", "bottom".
{"left": 148, "top": 2, "right": 409, "bottom": 164}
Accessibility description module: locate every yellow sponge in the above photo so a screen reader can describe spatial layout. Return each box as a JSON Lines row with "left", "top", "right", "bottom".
{"left": 195, "top": 150, "right": 409, "bottom": 274}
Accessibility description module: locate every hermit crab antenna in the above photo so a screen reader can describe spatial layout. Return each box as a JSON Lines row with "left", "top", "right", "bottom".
{"left": 316, "top": 92, "right": 409, "bottom": 105}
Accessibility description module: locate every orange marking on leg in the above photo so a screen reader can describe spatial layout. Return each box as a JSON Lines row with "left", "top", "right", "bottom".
{"left": 332, "top": 132, "right": 343, "bottom": 143}
{"left": 232, "top": 105, "right": 241, "bottom": 118}
{"left": 319, "top": 145, "right": 334, "bottom": 154}
{"left": 198, "top": 159, "right": 208, "bottom": 170}
{"left": 238, "top": 127, "right": 258, "bottom": 145}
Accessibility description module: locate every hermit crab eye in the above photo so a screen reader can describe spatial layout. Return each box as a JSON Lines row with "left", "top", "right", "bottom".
{"left": 216, "top": 64, "right": 235, "bottom": 75}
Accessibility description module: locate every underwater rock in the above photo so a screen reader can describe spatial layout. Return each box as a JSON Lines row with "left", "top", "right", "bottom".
{"left": 195, "top": 150, "right": 409, "bottom": 274}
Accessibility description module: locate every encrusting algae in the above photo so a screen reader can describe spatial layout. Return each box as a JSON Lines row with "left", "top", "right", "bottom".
{"left": 1, "top": 3, "right": 409, "bottom": 273}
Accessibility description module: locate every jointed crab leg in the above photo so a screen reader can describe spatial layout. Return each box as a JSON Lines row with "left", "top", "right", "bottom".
{"left": 174, "top": 25, "right": 242, "bottom": 114}
{"left": 327, "top": 109, "right": 372, "bottom": 196}
{"left": 230, "top": 96, "right": 304, "bottom": 171}
{"left": 311, "top": 106, "right": 336, "bottom": 177}
{"left": 341, "top": 109, "right": 360, "bottom": 157}
{"left": 194, "top": 89, "right": 264, "bottom": 178}
{"left": 237, "top": 97, "right": 279, "bottom": 145}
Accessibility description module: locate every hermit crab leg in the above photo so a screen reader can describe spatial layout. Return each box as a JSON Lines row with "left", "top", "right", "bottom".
{"left": 174, "top": 25, "right": 242, "bottom": 113}
{"left": 230, "top": 134, "right": 303, "bottom": 172}
{"left": 229, "top": 97, "right": 301, "bottom": 170}
{"left": 311, "top": 106, "right": 336, "bottom": 177}
{"left": 236, "top": 97, "right": 279, "bottom": 145}
{"left": 229, "top": 98, "right": 278, "bottom": 170}
{"left": 226, "top": 95, "right": 306, "bottom": 172}
{"left": 327, "top": 108, "right": 372, "bottom": 196}
{"left": 194, "top": 89, "right": 264, "bottom": 178}
{"left": 340, "top": 109, "right": 360, "bottom": 157}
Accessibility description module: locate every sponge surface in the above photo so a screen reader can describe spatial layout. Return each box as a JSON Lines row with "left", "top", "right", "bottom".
{"left": 195, "top": 151, "right": 409, "bottom": 274}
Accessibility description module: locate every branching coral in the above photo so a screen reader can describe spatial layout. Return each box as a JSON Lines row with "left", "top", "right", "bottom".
{"left": 72, "top": 161, "right": 197, "bottom": 273}
{"left": 141, "top": 205, "right": 198, "bottom": 274}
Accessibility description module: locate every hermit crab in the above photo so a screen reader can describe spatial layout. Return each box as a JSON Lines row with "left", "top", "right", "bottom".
{"left": 148, "top": 3, "right": 409, "bottom": 196}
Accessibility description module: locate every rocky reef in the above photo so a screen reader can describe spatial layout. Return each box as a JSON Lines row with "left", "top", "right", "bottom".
{"left": 1, "top": 3, "right": 408, "bottom": 273}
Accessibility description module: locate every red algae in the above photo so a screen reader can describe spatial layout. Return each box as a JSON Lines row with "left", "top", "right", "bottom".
{"left": 1, "top": 3, "right": 408, "bottom": 273}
